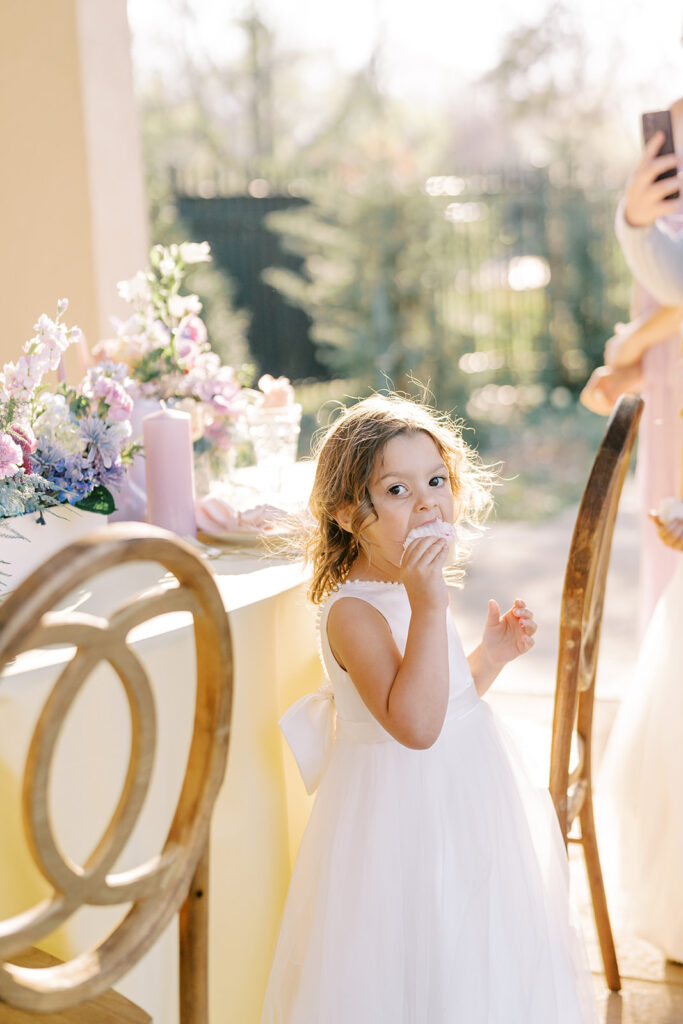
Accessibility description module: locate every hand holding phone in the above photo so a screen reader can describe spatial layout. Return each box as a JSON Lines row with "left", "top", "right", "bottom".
{"left": 641, "top": 109, "right": 680, "bottom": 201}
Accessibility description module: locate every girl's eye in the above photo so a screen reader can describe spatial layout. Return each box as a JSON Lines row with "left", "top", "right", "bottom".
{"left": 387, "top": 483, "right": 407, "bottom": 496}
{"left": 429, "top": 475, "right": 446, "bottom": 488}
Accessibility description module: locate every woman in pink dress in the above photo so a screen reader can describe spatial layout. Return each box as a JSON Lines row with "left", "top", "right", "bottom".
{"left": 585, "top": 97, "right": 683, "bottom": 963}
{"left": 581, "top": 95, "right": 683, "bottom": 630}
{"left": 581, "top": 284, "right": 683, "bottom": 630}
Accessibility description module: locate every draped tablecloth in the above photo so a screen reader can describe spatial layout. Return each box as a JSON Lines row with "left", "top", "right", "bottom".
{"left": 0, "top": 545, "right": 321, "bottom": 1023}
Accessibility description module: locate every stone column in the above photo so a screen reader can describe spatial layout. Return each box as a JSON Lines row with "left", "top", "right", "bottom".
{"left": 0, "top": 0, "right": 148, "bottom": 377}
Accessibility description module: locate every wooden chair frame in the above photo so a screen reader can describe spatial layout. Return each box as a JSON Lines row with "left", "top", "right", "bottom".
{"left": 0, "top": 523, "right": 233, "bottom": 1021}
{"left": 549, "top": 393, "right": 643, "bottom": 993}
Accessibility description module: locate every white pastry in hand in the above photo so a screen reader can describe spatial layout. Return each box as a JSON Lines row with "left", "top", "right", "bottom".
{"left": 650, "top": 496, "right": 683, "bottom": 550}
{"left": 401, "top": 520, "right": 457, "bottom": 565}
{"left": 658, "top": 496, "right": 683, "bottom": 524}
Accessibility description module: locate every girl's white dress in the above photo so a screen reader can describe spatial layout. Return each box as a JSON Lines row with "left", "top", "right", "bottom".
{"left": 261, "top": 580, "right": 598, "bottom": 1023}
{"left": 599, "top": 558, "right": 683, "bottom": 961}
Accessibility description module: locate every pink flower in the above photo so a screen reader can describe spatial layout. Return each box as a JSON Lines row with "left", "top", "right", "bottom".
{"left": 7, "top": 424, "right": 37, "bottom": 474}
{"left": 258, "top": 373, "right": 295, "bottom": 408}
{"left": 93, "top": 376, "right": 134, "bottom": 422}
{"left": 175, "top": 336, "right": 203, "bottom": 366}
{"left": 3, "top": 354, "right": 44, "bottom": 400}
{"left": 180, "top": 315, "right": 208, "bottom": 346}
{"left": 0, "top": 432, "right": 23, "bottom": 479}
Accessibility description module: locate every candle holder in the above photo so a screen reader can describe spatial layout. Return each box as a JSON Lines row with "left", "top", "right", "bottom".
{"left": 246, "top": 403, "right": 302, "bottom": 499}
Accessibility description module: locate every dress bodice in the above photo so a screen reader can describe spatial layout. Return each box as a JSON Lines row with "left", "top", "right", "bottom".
{"left": 318, "top": 580, "right": 476, "bottom": 735}
{"left": 279, "top": 579, "right": 478, "bottom": 795}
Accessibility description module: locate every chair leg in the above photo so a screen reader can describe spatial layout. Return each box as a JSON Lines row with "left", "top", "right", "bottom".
{"left": 580, "top": 797, "right": 621, "bottom": 992}
{"left": 179, "top": 842, "right": 210, "bottom": 1023}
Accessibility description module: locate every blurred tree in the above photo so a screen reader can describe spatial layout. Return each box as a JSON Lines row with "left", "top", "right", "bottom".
{"left": 477, "top": 2, "right": 628, "bottom": 175}
{"left": 136, "top": 0, "right": 631, "bottom": 419}
{"left": 261, "top": 62, "right": 475, "bottom": 409}
{"left": 474, "top": 2, "right": 630, "bottom": 389}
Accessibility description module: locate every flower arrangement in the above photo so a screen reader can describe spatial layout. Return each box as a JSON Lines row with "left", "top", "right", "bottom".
{"left": 93, "top": 241, "right": 245, "bottom": 457}
{"left": 254, "top": 373, "right": 297, "bottom": 409}
{"left": 0, "top": 302, "right": 137, "bottom": 519}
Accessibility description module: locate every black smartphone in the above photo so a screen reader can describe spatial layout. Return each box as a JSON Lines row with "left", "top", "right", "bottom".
{"left": 641, "top": 109, "right": 680, "bottom": 201}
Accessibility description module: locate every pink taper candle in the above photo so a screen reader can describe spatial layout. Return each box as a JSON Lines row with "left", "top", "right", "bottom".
{"left": 142, "top": 403, "right": 196, "bottom": 537}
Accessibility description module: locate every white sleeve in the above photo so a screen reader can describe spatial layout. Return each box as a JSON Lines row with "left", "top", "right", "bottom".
{"left": 615, "top": 199, "right": 683, "bottom": 305}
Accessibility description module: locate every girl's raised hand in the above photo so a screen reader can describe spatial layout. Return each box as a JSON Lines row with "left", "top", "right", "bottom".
{"left": 624, "top": 130, "right": 681, "bottom": 228}
{"left": 481, "top": 598, "right": 536, "bottom": 668}
{"left": 400, "top": 535, "right": 448, "bottom": 611}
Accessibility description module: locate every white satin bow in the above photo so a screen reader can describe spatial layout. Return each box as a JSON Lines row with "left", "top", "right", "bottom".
{"left": 279, "top": 682, "right": 336, "bottom": 795}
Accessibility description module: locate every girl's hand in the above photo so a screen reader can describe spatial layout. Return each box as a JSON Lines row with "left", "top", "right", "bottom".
{"left": 481, "top": 598, "right": 536, "bottom": 669}
{"left": 579, "top": 363, "right": 643, "bottom": 416}
{"left": 624, "top": 131, "right": 681, "bottom": 228}
{"left": 401, "top": 535, "right": 448, "bottom": 611}
{"left": 580, "top": 366, "right": 620, "bottom": 416}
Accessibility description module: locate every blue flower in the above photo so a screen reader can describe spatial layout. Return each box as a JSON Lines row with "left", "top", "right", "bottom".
{"left": 78, "top": 416, "right": 123, "bottom": 470}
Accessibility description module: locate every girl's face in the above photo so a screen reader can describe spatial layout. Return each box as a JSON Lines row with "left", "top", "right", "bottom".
{"left": 357, "top": 430, "right": 455, "bottom": 577}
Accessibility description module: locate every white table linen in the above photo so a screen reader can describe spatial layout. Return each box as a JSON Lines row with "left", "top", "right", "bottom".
{"left": 0, "top": 547, "right": 321, "bottom": 1023}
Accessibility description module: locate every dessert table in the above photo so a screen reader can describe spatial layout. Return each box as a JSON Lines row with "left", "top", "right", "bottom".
{"left": 0, "top": 542, "right": 321, "bottom": 1023}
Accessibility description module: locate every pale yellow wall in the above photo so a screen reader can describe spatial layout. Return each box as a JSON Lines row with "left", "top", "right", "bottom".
{"left": 0, "top": 0, "right": 148, "bottom": 379}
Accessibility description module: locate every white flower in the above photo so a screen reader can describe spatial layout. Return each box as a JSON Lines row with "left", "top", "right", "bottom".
{"left": 179, "top": 241, "right": 211, "bottom": 264}
{"left": 33, "top": 393, "right": 80, "bottom": 452}
{"left": 159, "top": 256, "right": 176, "bottom": 276}
{"left": 168, "top": 294, "right": 202, "bottom": 319}
{"left": 117, "top": 271, "right": 151, "bottom": 305}
{"left": 57, "top": 298, "right": 69, "bottom": 315}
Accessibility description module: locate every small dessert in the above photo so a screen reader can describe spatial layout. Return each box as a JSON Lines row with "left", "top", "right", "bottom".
{"left": 650, "top": 496, "right": 683, "bottom": 551}
{"left": 401, "top": 520, "right": 457, "bottom": 565}
{"left": 657, "top": 496, "right": 683, "bottom": 523}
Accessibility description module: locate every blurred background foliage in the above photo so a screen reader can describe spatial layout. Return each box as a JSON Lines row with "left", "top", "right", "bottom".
{"left": 135, "top": 0, "right": 640, "bottom": 518}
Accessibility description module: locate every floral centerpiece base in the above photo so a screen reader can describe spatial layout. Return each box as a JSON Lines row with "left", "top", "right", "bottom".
{"left": 0, "top": 506, "right": 105, "bottom": 594}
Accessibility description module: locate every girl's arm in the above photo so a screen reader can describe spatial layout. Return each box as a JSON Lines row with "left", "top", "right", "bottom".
{"left": 468, "top": 599, "right": 536, "bottom": 697}
{"left": 604, "top": 305, "right": 683, "bottom": 369}
{"left": 327, "top": 537, "right": 450, "bottom": 749}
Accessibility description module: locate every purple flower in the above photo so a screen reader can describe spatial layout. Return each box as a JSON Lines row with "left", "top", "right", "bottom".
{"left": 78, "top": 416, "right": 128, "bottom": 469}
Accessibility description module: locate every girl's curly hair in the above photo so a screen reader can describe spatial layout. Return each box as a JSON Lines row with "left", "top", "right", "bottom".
{"left": 306, "top": 393, "right": 495, "bottom": 604}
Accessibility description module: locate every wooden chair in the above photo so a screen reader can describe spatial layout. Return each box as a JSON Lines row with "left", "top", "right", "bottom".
{"left": 549, "top": 392, "right": 643, "bottom": 993}
{"left": 0, "top": 523, "right": 233, "bottom": 1022}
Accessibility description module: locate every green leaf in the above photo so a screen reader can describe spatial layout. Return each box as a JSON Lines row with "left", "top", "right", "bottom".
{"left": 74, "top": 486, "right": 116, "bottom": 515}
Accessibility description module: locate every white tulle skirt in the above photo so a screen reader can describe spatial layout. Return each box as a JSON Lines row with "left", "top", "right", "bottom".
{"left": 598, "top": 560, "right": 683, "bottom": 962}
{"left": 262, "top": 691, "right": 597, "bottom": 1023}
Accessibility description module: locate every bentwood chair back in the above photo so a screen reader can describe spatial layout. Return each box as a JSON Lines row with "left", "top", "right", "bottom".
{"left": 549, "top": 393, "right": 643, "bottom": 994}
{"left": 0, "top": 524, "right": 233, "bottom": 1022}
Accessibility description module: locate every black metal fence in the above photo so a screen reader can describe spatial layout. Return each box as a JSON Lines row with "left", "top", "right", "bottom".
{"left": 176, "top": 191, "right": 323, "bottom": 380}
{"left": 174, "top": 166, "right": 631, "bottom": 394}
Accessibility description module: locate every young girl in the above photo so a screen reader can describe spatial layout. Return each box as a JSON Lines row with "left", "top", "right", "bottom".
{"left": 261, "top": 394, "right": 598, "bottom": 1023}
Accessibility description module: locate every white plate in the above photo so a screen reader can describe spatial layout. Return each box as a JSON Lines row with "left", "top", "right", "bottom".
{"left": 196, "top": 526, "right": 298, "bottom": 547}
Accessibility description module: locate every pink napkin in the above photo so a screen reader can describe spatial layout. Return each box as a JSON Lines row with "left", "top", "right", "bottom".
{"left": 195, "top": 494, "right": 289, "bottom": 536}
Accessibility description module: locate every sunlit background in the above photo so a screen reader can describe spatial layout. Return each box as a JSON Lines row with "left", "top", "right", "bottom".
{"left": 124, "top": 0, "right": 683, "bottom": 516}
